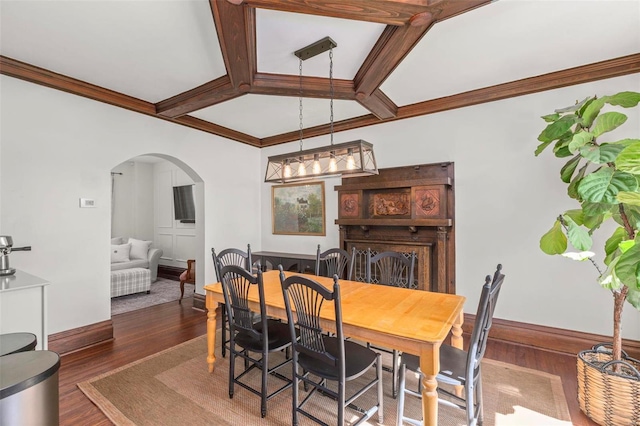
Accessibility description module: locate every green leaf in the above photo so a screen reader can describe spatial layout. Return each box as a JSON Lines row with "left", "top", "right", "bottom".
{"left": 605, "top": 227, "right": 628, "bottom": 256}
{"left": 568, "top": 165, "right": 587, "bottom": 200}
{"left": 538, "top": 115, "right": 578, "bottom": 143}
{"left": 582, "top": 97, "right": 606, "bottom": 127}
{"left": 568, "top": 131, "right": 594, "bottom": 153}
{"left": 617, "top": 191, "right": 640, "bottom": 207}
{"left": 599, "top": 257, "right": 623, "bottom": 290}
{"left": 604, "top": 91, "right": 640, "bottom": 108}
{"left": 534, "top": 140, "right": 553, "bottom": 156}
{"left": 582, "top": 201, "right": 612, "bottom": 216}
{"left": 610, "top": 138, "right": 640, "bottom": 147}
{"left": 540, "top": 220, "right": 567, "bottom": 255}
{"left": 541, "top": 113, "right": 560, "bottom": 122}
{"left": 581, "top": 143, "right": 626, "bottom": 164}
{"left": 619, "top": 239, "right": 636, "bottom": 253}
{"left": 592, "top": 111, "right": 627, "bottom": 137}
{"left": 578, "top": 167, "right": 638, "bottom": 204}
{"left": 583, "top": 213, "right": 605, "bottom": 232}
{"left": 554, "top": 145, "right": 574, "bottom": 158}
{"left": 626, "top": 285, "right": 640, "bottom": 310}
{"left": 615, "top": 142, "right": 640, "bottom": 174}
{"left": 614, "top": 240, "right": 640, "bottom": 288}
{"left": 560, "top": 155, "right": 581, "bottom": 183}
{"left": 564, "top": 209, "right": 584, "bottom": 225}
{"left": 563, "top": 215, "right": 592, "bottom": 251}
{"left": 555, "top": 97, "right": 591, "bottom": 113}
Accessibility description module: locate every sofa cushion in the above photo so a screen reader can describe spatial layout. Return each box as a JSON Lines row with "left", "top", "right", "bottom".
{"left": 111, "top": 237, "right": 124, "bottom": 245}
{"left": 128, "top": 238, "right": 152, "bottom": 260}
{"left": 111, "top": 243, "right": 131, "bottom": 263}
{"left": 111, "top": 259, "right": 149, "bottom": 271}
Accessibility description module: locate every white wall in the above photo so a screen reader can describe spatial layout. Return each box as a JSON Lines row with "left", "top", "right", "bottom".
{"left": 261, "top": 74, "right": 640, "bottom": 341}
{"left": 0, "top": 75, "right": 262, "bottom": 335}
{"left": 111, "top": 160, "right": 155, "bottom": 241}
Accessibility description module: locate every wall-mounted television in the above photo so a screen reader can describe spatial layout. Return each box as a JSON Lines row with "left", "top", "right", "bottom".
{"left": 173, "top": 185, "right": 195, "bottom": 223}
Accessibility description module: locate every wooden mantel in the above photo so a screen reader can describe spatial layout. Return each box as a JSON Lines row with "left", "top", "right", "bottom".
{"left": 336, "top": 162, "right": 455, "bottom": 294}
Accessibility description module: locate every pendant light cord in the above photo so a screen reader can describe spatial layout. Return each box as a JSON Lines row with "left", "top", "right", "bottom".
{"left": 299, "top": 57, "right": 304, "bottom": 151}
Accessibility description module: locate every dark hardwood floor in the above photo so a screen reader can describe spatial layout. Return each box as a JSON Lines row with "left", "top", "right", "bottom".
{"left": 58, "top": 301, "right": 596, "bottom": 425}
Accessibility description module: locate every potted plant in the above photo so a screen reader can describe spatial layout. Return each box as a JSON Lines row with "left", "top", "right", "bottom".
{"left": 535, "top": 91, "right": 640, "bottom": 425}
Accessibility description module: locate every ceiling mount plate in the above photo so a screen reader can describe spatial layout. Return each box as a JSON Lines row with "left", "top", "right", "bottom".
{"left": 294, "top": 36, "right": 337, "bottom": 61}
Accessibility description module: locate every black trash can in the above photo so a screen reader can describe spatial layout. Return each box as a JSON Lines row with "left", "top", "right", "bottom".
{"left": 0, "top": 332, "right": 37, "bottom": 356}
{"left": 0, "top": 350, "right": 60, "bottom": 425}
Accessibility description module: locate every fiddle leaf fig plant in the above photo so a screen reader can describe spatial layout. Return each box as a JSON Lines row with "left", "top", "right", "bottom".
{"left": 535, "top": 91, "right": 640, "bottom": 364}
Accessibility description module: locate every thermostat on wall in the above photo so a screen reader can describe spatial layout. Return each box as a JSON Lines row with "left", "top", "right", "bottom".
{"left": 79, "top": 198, "right": 96, "bottom": 208}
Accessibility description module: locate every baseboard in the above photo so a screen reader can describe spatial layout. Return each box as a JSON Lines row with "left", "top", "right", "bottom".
{"left": 193, "top": 293, "right": 206, "bottom": 311}
{"left": 464, "top": 314, "right": 640, "bottom": 359}
{"left": 157, "top": 264, "right": 184, "bottom": 280}
{"left": 49, "top": 320, "right": 114, "bottom": 355}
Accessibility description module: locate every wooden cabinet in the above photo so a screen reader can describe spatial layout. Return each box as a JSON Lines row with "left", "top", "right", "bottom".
{"left": 336, "top": 162, "right": 455, "bottom": 294}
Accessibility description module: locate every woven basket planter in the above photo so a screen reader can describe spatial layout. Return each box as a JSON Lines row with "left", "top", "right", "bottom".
{"left": 577, "top": 344, "right": 640, "bottom": 426}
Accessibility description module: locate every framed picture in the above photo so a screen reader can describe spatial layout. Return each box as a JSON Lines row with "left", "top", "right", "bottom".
{"left": 272, "top": 182, "right": 326, "bottom": 236}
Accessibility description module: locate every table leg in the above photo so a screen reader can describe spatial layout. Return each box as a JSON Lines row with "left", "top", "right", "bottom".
{"left": 206, "top": 293, "right": 217, "bottom": 373}
{"left": 451, "top": 310, "right": 464, "bottom": 397}
{"left": 420, "top": 343, "right": 440, "bottom": 426}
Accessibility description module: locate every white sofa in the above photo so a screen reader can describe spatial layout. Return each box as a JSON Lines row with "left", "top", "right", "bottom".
{"left": 110, "top": 237, "right": 163, "bottom": 282}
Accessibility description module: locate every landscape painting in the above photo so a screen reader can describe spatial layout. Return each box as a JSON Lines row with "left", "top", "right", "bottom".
{"left": 272, "top": 182, "right": 325, "bottom": 236}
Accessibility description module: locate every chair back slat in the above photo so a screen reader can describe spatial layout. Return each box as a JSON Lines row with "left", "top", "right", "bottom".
{"left": 220, "top": 265, "right": 265, "bottom": 342}
{"left": 280, "top": 270, "right": 342, "bottom": 368}
{"left": 212, "top": 244, "right": 252, "bottom": 282}
{"left": 366, "top": 249, "right": 416, "bottom": 289}
{"left": 315, "top": 246, "right": 355, "bottom": 280}
{"left": 467, "top": 264, "right": 505, "bottom": 378}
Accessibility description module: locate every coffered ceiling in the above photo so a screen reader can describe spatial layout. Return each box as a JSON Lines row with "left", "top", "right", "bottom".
{"left": 1, "top": 0, "right": 639, "bottom": 148}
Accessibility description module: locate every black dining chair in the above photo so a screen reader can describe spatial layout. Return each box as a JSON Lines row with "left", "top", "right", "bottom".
{"left": 365, "top": 248, "right": 416, "bottom": 398}
{"left": 212, "top": 245, "right": 252, "bottom": 358}
{"left": 397, "top": 264, "right": 506, "bottom": 426}
{"left": 279, "top": 266, "right": 384, "bottom": 426}
{"left": 315, "top": 245, "right": 355, "bottom": 280}
{"left": 219, "top": 265, "right": 294, "bottom": 418}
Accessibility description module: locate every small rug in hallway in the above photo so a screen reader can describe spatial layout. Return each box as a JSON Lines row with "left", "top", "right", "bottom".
{"left": 111, "top": 277, "right": 194, "bottom": 315}
{"left": 78, "top": 335, "right": 572, "bottom": 426}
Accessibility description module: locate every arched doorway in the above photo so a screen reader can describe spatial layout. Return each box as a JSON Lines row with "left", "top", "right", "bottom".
{"left": 110, "top": 154, "right": 204, "bottom": 314}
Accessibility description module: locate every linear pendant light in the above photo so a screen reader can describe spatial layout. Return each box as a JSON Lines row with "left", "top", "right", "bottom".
{"left": 264, "top": 37, "right": 378, "bottom": 183}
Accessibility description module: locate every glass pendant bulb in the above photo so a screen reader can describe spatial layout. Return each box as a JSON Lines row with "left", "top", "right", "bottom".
{"left": 346, "top": 148, "right": 356, "bottom": 170}
{"left": 284, "top": 160, "right": 292, "bottom": 178}
{"left": 298, "top": 157, "right": 306, "bottom": 176}
{"left": 312, "top": 154, "right": 321, "bottom": 174}
{"left": 329, "top": 151, "right": 337, "bottom": 172}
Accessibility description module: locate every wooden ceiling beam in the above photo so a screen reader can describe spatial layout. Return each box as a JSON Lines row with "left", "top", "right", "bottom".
{"left": 232, "top": 0, "right": 444, "bottom": 26}
{"left": 354, "top": 21, "right": 435, "bottom": 99}
{"left": 210, "top": 0, "right": 255, "bottom": 89}
{"left": 155, "top": 76, "right": 245, "bottom": 118}
{"left": 0, "top": 55, "right": 260, "bottom": 146}
{"left": 260, "top": 53, "right": 640, "bottom": 146}
{"left": 355, "top": 89, "right": 397, "bottom": 120}
{"left": 251, "top": 73, "right": 354, "bottom": 99}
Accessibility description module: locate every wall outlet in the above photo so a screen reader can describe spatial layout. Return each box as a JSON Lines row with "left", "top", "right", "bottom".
{"left": 79, "top": 198, "right": 96, "bottom": 208}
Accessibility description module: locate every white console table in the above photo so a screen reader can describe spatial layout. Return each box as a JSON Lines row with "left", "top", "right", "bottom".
{"left": 0, "top": 270, "right": 50, "bottom": 350}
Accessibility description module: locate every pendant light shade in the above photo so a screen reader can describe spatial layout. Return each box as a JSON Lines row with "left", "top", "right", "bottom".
{"left": 265, "top": 140, "right": 377, "bottom": 183}
{"left": 264, "top": 37, "right": 378, "bottom": 184}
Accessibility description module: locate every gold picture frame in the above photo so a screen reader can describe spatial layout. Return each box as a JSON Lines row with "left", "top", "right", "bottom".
{"left": 272, "top": 182, "right": 326, "bottom": 236}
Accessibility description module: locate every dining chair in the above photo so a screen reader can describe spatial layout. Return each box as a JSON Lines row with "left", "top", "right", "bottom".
{"left": 220, "top": 265, "right": 294, "bottom": 418}
{"left": 178, "top": 259, "right": 195, "bottom": 303}
{"left": 396, "top": 264, "right": 506, "bottom": 426}
{"left": 212, "top": 244, "right": 252, "bottom": 358}
{"left": 365, "top": 248, "right": 416, "bottom": 398}
{"left": 315, "top": 245, "right": 355, "bottom": 280}
{"left": 279, "top": 266, "right": 384, "bottom": 426}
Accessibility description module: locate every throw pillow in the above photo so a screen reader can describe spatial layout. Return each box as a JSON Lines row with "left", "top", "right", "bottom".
{"left": 111, "top": 237, "right": 123, "bottom": 245}
{"left": 111, "top": 243, "right": 131, "bottom": 263}
{"left": 128, "top": 238, "right": 152, "bottom": 260}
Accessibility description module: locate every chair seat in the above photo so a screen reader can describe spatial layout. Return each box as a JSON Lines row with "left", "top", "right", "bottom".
{"left": 299, "top": 337, "right": 377, "bottom": 381}
{"left": 402, "top": 343, "right": 467, "bottom": 386}
{"left": 234, "top": 319, "right": 293, "bottom": 352}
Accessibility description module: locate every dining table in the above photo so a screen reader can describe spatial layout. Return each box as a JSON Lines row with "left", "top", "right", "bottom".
{"left": 203, "top": 270, "right": 466, "bottom": 426}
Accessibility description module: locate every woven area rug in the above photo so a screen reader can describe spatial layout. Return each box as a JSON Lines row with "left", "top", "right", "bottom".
{"left": 111, "top": 277, "right": 194, "bottom": 316}
{"left": 78, "top": 335, "right": 572, "bottom": 425}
